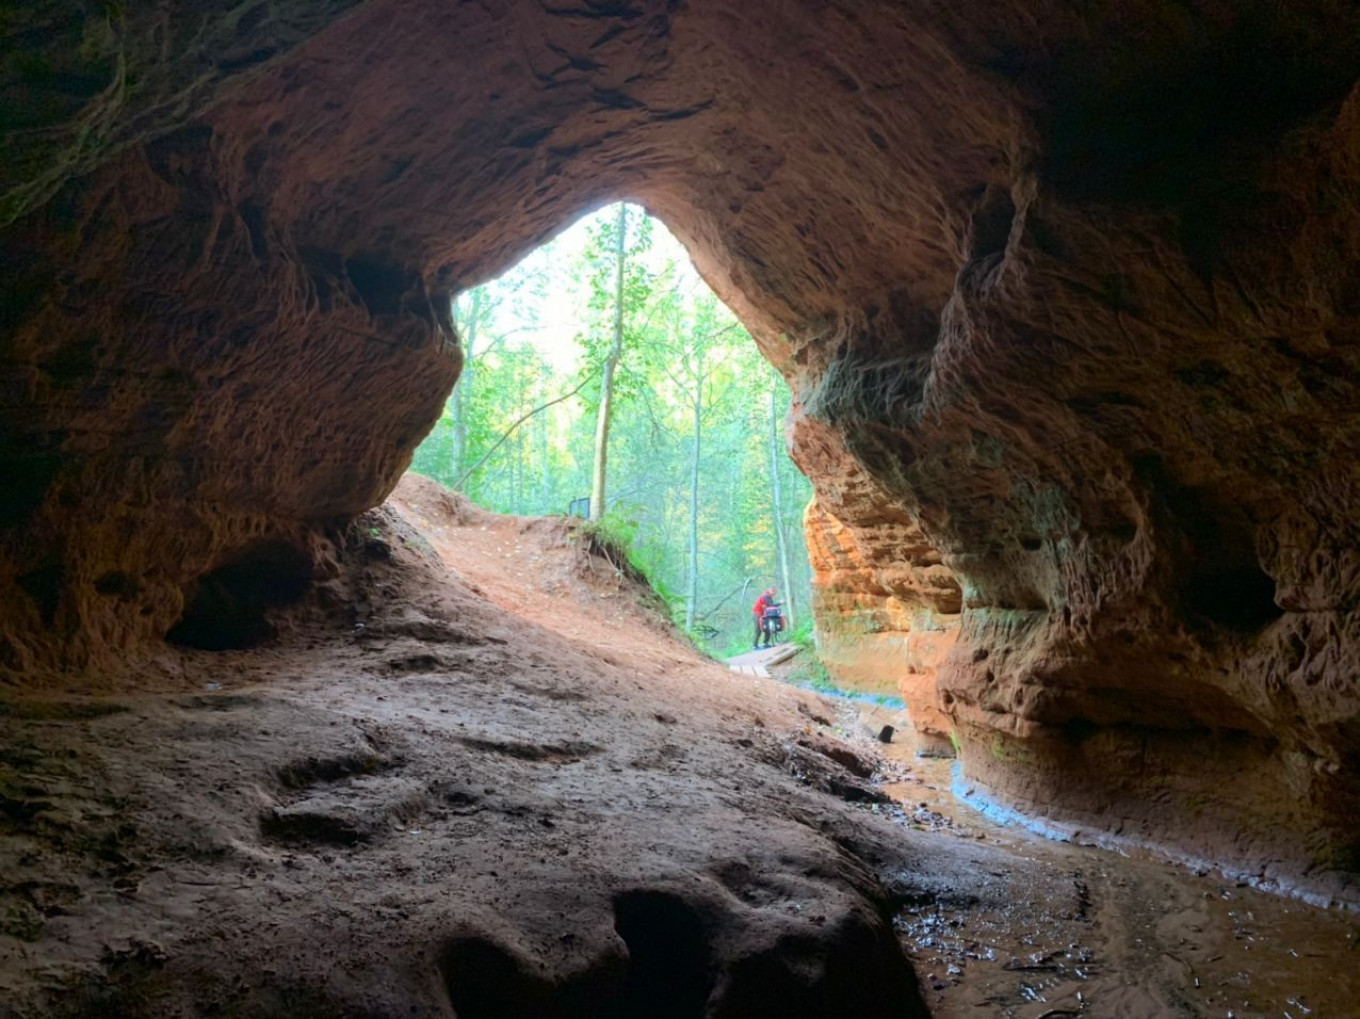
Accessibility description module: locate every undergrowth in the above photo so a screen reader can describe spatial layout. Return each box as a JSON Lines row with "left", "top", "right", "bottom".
{"left": 722, "top": 635, "right": 755, "bottom": 657}
{"left": 575, "top": 510, "right": 686, "bottom": 618}
{"left": 789, "top": 618, "right": 815, "bottom": 649}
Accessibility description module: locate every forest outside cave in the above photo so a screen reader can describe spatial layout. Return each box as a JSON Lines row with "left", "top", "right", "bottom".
{"left": 410, "top": 203, "right": 817, "bottom": 658}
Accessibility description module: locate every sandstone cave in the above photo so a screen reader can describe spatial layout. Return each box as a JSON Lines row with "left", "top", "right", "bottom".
{"left": 2, "top": 2, "right": 1359, "bottom": 1016}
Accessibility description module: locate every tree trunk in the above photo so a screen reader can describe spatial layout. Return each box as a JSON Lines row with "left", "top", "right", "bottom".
{"left": 453, "top": 370, "right": 599, "bottom": 493}
{"left": 685, "top": 353, "right": 703, "bottom": 632}
{"left": 769, "top": 388, "right": 795, "bottom": 628}
{"left": 590, "top": 204, "right": 627, "bottom": 521}
{"left": 451, "top": 288, "right": 483, "bottom": 489}
{"left": 536, "top": 372, "right": 550, "bottom": 512}
{"left": 514, "top": 409, "right": 524, "bottom": 511}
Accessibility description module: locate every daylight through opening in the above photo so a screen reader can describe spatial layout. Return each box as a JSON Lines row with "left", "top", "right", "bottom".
{"left": 411, "top": 203, "right": 818, "bottom": 661}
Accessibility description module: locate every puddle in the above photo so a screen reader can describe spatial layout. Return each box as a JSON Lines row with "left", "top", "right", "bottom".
{"left": 857, "top": 707, "right": 1360, "bottom": 1019}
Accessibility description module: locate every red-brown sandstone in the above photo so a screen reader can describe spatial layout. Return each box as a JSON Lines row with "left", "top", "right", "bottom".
{"left": 2, "top": 0, "right": 1359, "bottom": 902}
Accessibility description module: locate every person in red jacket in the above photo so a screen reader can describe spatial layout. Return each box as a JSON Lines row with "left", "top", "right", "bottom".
{"left": 752, "top": 587, "right": 778, "bottom": 649}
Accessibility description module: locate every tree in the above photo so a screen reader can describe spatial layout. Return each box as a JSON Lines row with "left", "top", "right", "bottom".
{"left": 657, "top": 289, "right": 735, "bottom": 631}
{"left": 590, "top": 203, "right": 627, "bottom": 521}
{"left": 448, "top": 286, "right": 485, "bottom": 486}
{"left": 573, "top": 203, "right": 656, "bottom": 520}
{"left": 768, "top": 387, "right": 796, "bottom": 629}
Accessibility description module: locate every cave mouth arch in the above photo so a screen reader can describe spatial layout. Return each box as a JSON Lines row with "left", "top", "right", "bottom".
{"left": 0, "top": 0, "right": 1355, "bottom": 909}
{"left": 408, "top": 200, "right": 823, "bottom": 659}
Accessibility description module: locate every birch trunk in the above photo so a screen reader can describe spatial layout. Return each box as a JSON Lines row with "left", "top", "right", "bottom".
{"left": 589, "top": 204, "right": 627, "bottom": 521}
{"left": 451, "top": 288, "right": 483, "bottom": 489}
{"left": 685, "top": 352, "right": 703, "bottom": 632}
{"left": 769, "top": 389, "right": 795, "bottom": 628}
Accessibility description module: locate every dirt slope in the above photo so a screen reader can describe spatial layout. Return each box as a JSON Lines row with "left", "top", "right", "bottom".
{"left": 0, "top": 474, "right": 971, "bottom": 1018}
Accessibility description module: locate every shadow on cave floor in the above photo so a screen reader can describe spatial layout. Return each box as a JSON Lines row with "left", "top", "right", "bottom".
{"left": 837, "top": 700, "right": 1360, "bottom": 1018}
{"left": 1, "top": 473, "right": 1357, "bottom": 1018}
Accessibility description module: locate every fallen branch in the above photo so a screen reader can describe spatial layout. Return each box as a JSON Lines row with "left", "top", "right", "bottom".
{"left": 697, "top": 578, "right": 754, "bottom": 620}
{"left": 454, "top": 369, "right": 600, "bottom": 491}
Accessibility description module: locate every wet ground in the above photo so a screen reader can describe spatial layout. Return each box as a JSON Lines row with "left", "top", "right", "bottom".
{"left": 851, "top": 705, "right": 1359, "bottom": 1019}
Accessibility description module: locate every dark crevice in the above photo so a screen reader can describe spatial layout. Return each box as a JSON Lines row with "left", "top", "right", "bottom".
{"left": 94, "top": 571, "right": 139, "bottom": 600}
{"left": 612, "top": 891, "right": 713, "bottom": 1016}
{"left": 345, "top": 255, "right": 409, "bottom": 317}
{"left": 969, "top": 186, "right": 1016, "bottom": 263}
{"left": 0, "top": 442, "right": 62, "bottom": 528}
{"left": 275, "top": 750, "right": 390, "bottom": 791}
{"left": 239, "top": 201, "right": 269, "bottom": 261}
{"left": 712, "top": 915, "right": 926, "bottom": 1019}
{"left": 439, "top": 936, "right": 623, "bottom": 1019}
{"left": 1036, "top": 5, "right": 1360, "bottom": 206}
{"left": 259, "top": 809, "right": 368, "bottom": 846}
{"left": 439, "top": 894, "right": 718, "bottom": 1018}
{"left": 18, "top": 564, "right": 64, "bottom": 626}
{"left": 1131, "top": 455, "right": 1283, "bottom": 633}
{"left": 166, "top": 539, "right": 313, "bottom": 651}
{"left": 216, "top": 46, "right": 278, "bottom": 72}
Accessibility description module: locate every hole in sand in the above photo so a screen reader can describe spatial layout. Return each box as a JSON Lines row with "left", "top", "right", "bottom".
{"left": 166, "top": 539, "right": 313, "bottom": 650}
{"left": 613, "top": 890, "right": 712, "bottom": 1016}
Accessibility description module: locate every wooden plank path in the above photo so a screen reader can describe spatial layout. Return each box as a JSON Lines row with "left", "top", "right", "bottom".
{"left": 724, "top": 643, "right": 799, "bottom": 678}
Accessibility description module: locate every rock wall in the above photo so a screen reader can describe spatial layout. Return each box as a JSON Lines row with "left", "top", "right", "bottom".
{"left": 3, "top": 0, "right": 1359, "bottom": 899}
{"left": 797, "top": 419, "right": 960, "bottom": 751}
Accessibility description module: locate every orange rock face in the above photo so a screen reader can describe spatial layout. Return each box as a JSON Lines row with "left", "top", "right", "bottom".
{"left": 798, "top": 425, "right": 960, "bottom": 752}
{"left": 3, "top": 1, "right": 1359, "bottom": 900}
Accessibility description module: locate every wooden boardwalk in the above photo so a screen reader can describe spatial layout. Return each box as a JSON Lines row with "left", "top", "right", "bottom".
{"left": 724, "top": 643, "right": 799, "bottom": 678}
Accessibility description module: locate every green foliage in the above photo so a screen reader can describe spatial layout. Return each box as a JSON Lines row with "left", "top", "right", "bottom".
{"left": 577, "top": 508, "right": 648, "bottom": 572}
{"left": 412, "top": 203, "right": 817, "bottom": 651}
{"left": 576, "top": 511, "right": 639, "bottom": 573}
{"left": 789, "top": 618, "right": 816, "bottom": 650}
{"left": 575, "top": 207, "right": 658, "bottom": 405}
{"left": 576, "top": 508, "right": 677, "bottom": 606}
{"left": 788, "top": 658, "right": 837, "bottom": 694}
{"left": 723, "top": 636, "right": 755, "bottom": 657}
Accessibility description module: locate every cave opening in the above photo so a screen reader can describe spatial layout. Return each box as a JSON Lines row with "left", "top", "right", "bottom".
{"left": 409, "top": 201, "right": 821, "bottom": 661}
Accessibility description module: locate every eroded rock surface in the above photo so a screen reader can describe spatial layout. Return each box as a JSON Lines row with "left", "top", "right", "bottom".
{"left": 3, "top": 1, "right": 1359, "bottom": 900}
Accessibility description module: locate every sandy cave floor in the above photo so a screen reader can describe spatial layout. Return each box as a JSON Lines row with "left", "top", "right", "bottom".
{"left": 1, "top": 474, "right": 1357, "bottom": 1018}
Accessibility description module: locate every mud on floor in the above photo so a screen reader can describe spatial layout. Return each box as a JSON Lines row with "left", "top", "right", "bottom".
{"left": 843, "top": 703, "right": 1360, "bottom": 1019}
